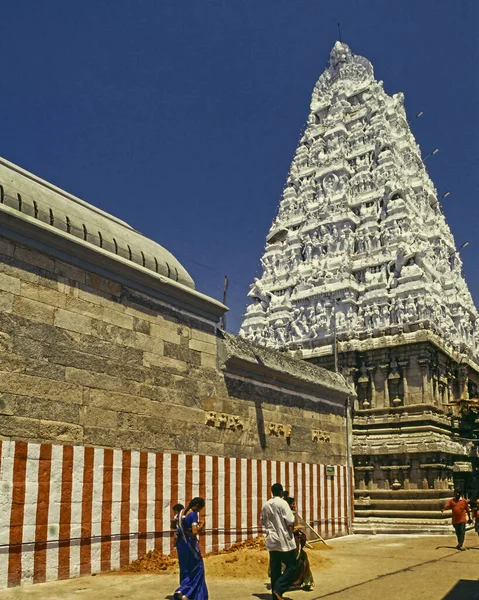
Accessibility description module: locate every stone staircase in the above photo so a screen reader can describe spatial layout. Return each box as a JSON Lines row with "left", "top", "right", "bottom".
{"left": 353, "top": 489, "right": 456, "bottom": 534}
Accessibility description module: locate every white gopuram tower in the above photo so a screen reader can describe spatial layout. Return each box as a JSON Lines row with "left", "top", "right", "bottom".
{"left": 241, "top": 42, "right": 479, "bottom": 533}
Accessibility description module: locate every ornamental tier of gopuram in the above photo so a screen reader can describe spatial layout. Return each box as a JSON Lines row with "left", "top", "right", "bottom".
{"left": 240, "top": 42, "right": 479, "bottom": 533}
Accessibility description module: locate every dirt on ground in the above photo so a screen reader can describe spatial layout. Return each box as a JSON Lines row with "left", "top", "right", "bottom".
{"left": 119, "top": 537, "right": 331, "bottom": 580}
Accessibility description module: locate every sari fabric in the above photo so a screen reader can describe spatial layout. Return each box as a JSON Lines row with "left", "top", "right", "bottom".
{"left": 291, "top": 529, "right": 314, "bottom": 590}
{"left": 174, "top": 510, "right": 208, "bottom": 600}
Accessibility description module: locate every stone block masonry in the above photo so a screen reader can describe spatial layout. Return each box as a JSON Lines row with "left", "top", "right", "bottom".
{"left": 0, "top": 154, "right": 354, "bottom": 589}
{"left": 0, "top": 237, "right": 350, "bottom": 465}
{"left": 0, "top": 236, "right": 353, "bottom": 589}
{"left": 0, "top": 439, "right": 351, "bottom": 589}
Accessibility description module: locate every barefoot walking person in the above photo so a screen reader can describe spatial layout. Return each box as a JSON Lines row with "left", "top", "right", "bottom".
{"left": 260, "top": 483, "right": 297, "bottom": 600}
{"left": 285, "top": 497, "right": 314, "bottom": 591}
{"left": 174, "top": 497, "right": 208, "bottom": 600}
{"left": 441, "top": 489, "right": 472, "bottom": 550}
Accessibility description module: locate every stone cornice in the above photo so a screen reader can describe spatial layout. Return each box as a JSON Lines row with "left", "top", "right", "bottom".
{"left": 0, "top": 204, "right": 227, "bottom": 323}
{"left": 218, "top": 331, "right": 354, "bottom": 403}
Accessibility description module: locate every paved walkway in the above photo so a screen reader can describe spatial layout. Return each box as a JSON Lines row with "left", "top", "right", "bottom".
{"left": 1, "top": 531, "right": 479, "bottom": 599}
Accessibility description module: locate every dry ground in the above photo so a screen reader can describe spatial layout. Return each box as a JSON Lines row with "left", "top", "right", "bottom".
{"left": 1, "top": 531, "right": 479, "bottom": 599}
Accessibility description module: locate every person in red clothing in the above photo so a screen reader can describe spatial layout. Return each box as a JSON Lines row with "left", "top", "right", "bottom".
{"left": 441, "top": 489, "right": 472, "bottom": 550}
{"left": 472, "top": 498, "right": 479, "bottom": 539}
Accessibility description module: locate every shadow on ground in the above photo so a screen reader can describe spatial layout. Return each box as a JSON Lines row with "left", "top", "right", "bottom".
{"left": 442, "top": 579, "right": 479, "bottom": 599}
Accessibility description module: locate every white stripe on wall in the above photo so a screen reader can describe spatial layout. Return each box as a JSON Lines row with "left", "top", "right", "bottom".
{"left": 129, "top": 451, "right": 140, "bottom": 562}
{"left": 217, "top": 457, "right": 225, "bottom": 549}
{"left": 46, "top": 444, "right": 63, "bottom": 581}
{"left": 0, "top": 441, "right": 350, "bottom": 590}
{"left": 110, "top": 449, "right": 122, "bottom": 570}
{"left": 241, "top": 459, "right": 247, "bottom": 541}
{"left": 91, "top": 448, "right": 104, "bottom": 574}
{"left": 320, "top": 464, "right": 325, "bottom": 536}
{"left": 289, "top": 462, "right": 294, "bottom": 498}
{"left": 146, "top": 453, "right": 156, "bottom": 553}
{"left": 280, "top": 461, "right": 286, "bottom": 491}
{"left": 0, "top": 441, "right": 14, "bottom": 589}
{"left": 304, "top": 463, "right": 312, "bottom": 523}
{"left": 21, "top": 443, "right": 40, "bottom": 585}
{"left": 205, "top": 455, "right": 213, "bottom": 553}
{"left": 296, "top": 462, "right": 303, "bottom": 517}
{"left": 177, "top": 453, "right": 186, "bottom": 508}
{"left": 230, "top": 459, "right": 236, "bottom": 542}
{"left": 251, "top": 460, "right": 257, "bottom": 536}
{"left": 161, "top": 453, "right": 171, "bottom": 556}
{"left": 69, "top": 446, "right": 84, "bottom": 579}
{"left": 261, "top": 460, "right": 267, "bottom": 507}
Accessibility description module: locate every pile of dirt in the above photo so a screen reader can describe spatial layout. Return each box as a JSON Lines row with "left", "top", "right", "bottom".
{"left": 205, "top": 544, "right": 330, "bottom": 580}
{"left": 120, "top": 550, "right": 178, "bottom": 574}
{"left": 119, "top": 536, "right": 331, "bottom": 580}
{"left": 206, "top": 536, "right": 266, "bottom": 556}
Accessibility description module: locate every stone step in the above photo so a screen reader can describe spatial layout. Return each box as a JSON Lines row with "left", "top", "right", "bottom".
{"left": 355, "top": 498, "right": 452, "bottom": 510}
{"left": 354, "top": 489, "right": 453, "bottom": 499}
{"left": 352, "top": 517, "right": 456, "bottom": 535}
{"left": 354, "top": 509, "right": 451, "bottom": 520}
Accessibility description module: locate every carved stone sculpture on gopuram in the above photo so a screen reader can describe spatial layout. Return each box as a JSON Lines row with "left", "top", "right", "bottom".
{"left": 240, "top": 42, "right": 479, "bottom": 534}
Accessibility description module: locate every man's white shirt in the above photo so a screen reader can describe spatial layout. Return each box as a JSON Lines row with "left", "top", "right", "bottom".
{"left": 260, "top": 496, "right": 296, "bottom": 552}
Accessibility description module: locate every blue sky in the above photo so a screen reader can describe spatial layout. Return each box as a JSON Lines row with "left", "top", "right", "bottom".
{"left": 1, "top": 1, "right": 478, "bottom": 332}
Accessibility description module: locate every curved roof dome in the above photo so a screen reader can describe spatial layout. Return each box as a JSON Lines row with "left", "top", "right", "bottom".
{"left": 0, "top": 157, "right": 194, "bottom": 289}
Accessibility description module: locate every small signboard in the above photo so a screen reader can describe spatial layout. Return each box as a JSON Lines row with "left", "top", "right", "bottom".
{"left": 326, "top": 465, "right": 335, "bottom": 476}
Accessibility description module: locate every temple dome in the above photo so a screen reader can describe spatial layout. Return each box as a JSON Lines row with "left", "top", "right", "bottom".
{"left": 0, "top": 156, "right": 194, "bottom": 289}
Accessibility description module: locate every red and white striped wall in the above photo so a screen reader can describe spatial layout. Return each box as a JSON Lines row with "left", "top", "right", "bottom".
{"left": 0, "top": 440, "right": 352, "bottom": 589}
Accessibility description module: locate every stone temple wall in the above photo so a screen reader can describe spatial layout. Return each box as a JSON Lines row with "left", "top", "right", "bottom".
{"left": 0, "top": 233, "right": 352, "bottom": 588}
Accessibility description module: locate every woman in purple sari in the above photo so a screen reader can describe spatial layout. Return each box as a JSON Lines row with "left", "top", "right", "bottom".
{"left": 174, "top": 497, "right": 208, "bottom": 600}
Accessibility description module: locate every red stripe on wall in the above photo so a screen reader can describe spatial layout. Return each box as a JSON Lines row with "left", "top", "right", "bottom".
{"left": 331, "top": 466, "right": 336, "bottom": 537}
{"left": 119, "top": 450, "right": 131, "bottom": 567}
{"left": 154, "top": 453, "right": 163, "bottom": 551}
{"left": 198, "top": 455, "right": 206, "bottom": 554}
{"left": 285, "top": 461, "right": 290, "bottom": 496}
{"left": 212, "top": 456, "right": 219, "bottom": 552}
{"left": 8, "top": 442, "right": 28, "bottom": 586}
{"left": 58, "top": 446, "right": 73, "bottom": 580}
{"left": 170, "top": 454, "right": 179, "bottom": 555}
{"left": 266, "top": 460, "right": 272, "bottom": 500}
{"left": 235, "top": 459, "right": 242, "bottom": 543}
{"left": 224, "top": 458, "right": 231, "bottom": 547}
{"left": 301, "top": 464, "right": 307, "bottom": 523}
{"left": 324, "top": 466, "right": 330, "bottom": 539}
{"left": 137, "top": 452, "right": 148, "bottom": 558}
{"left": 309, "top": 463, "right": 314, "bottom": 528}
{"left": 101, "top": 449, "right": 113, "bottom": 572}
{"left": 256, "top": 460, "right": 262, "bottom": 530}
{"left": 185, "top": 455, "right": 193, "bottom": 508}
{"left": 293, "top": 462, "right": 299, "bottom": 512}
{"left": 33, "top": 444, "right": 52, "bottom": 583}
{"left": 80, "top": 447, "right": 94, "bottom": 575}
{"left": 0, "top": 441, "right": 352, "bottom": 587}
{"left": 246, "top": 459, "right": 253, "bottom": 538}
